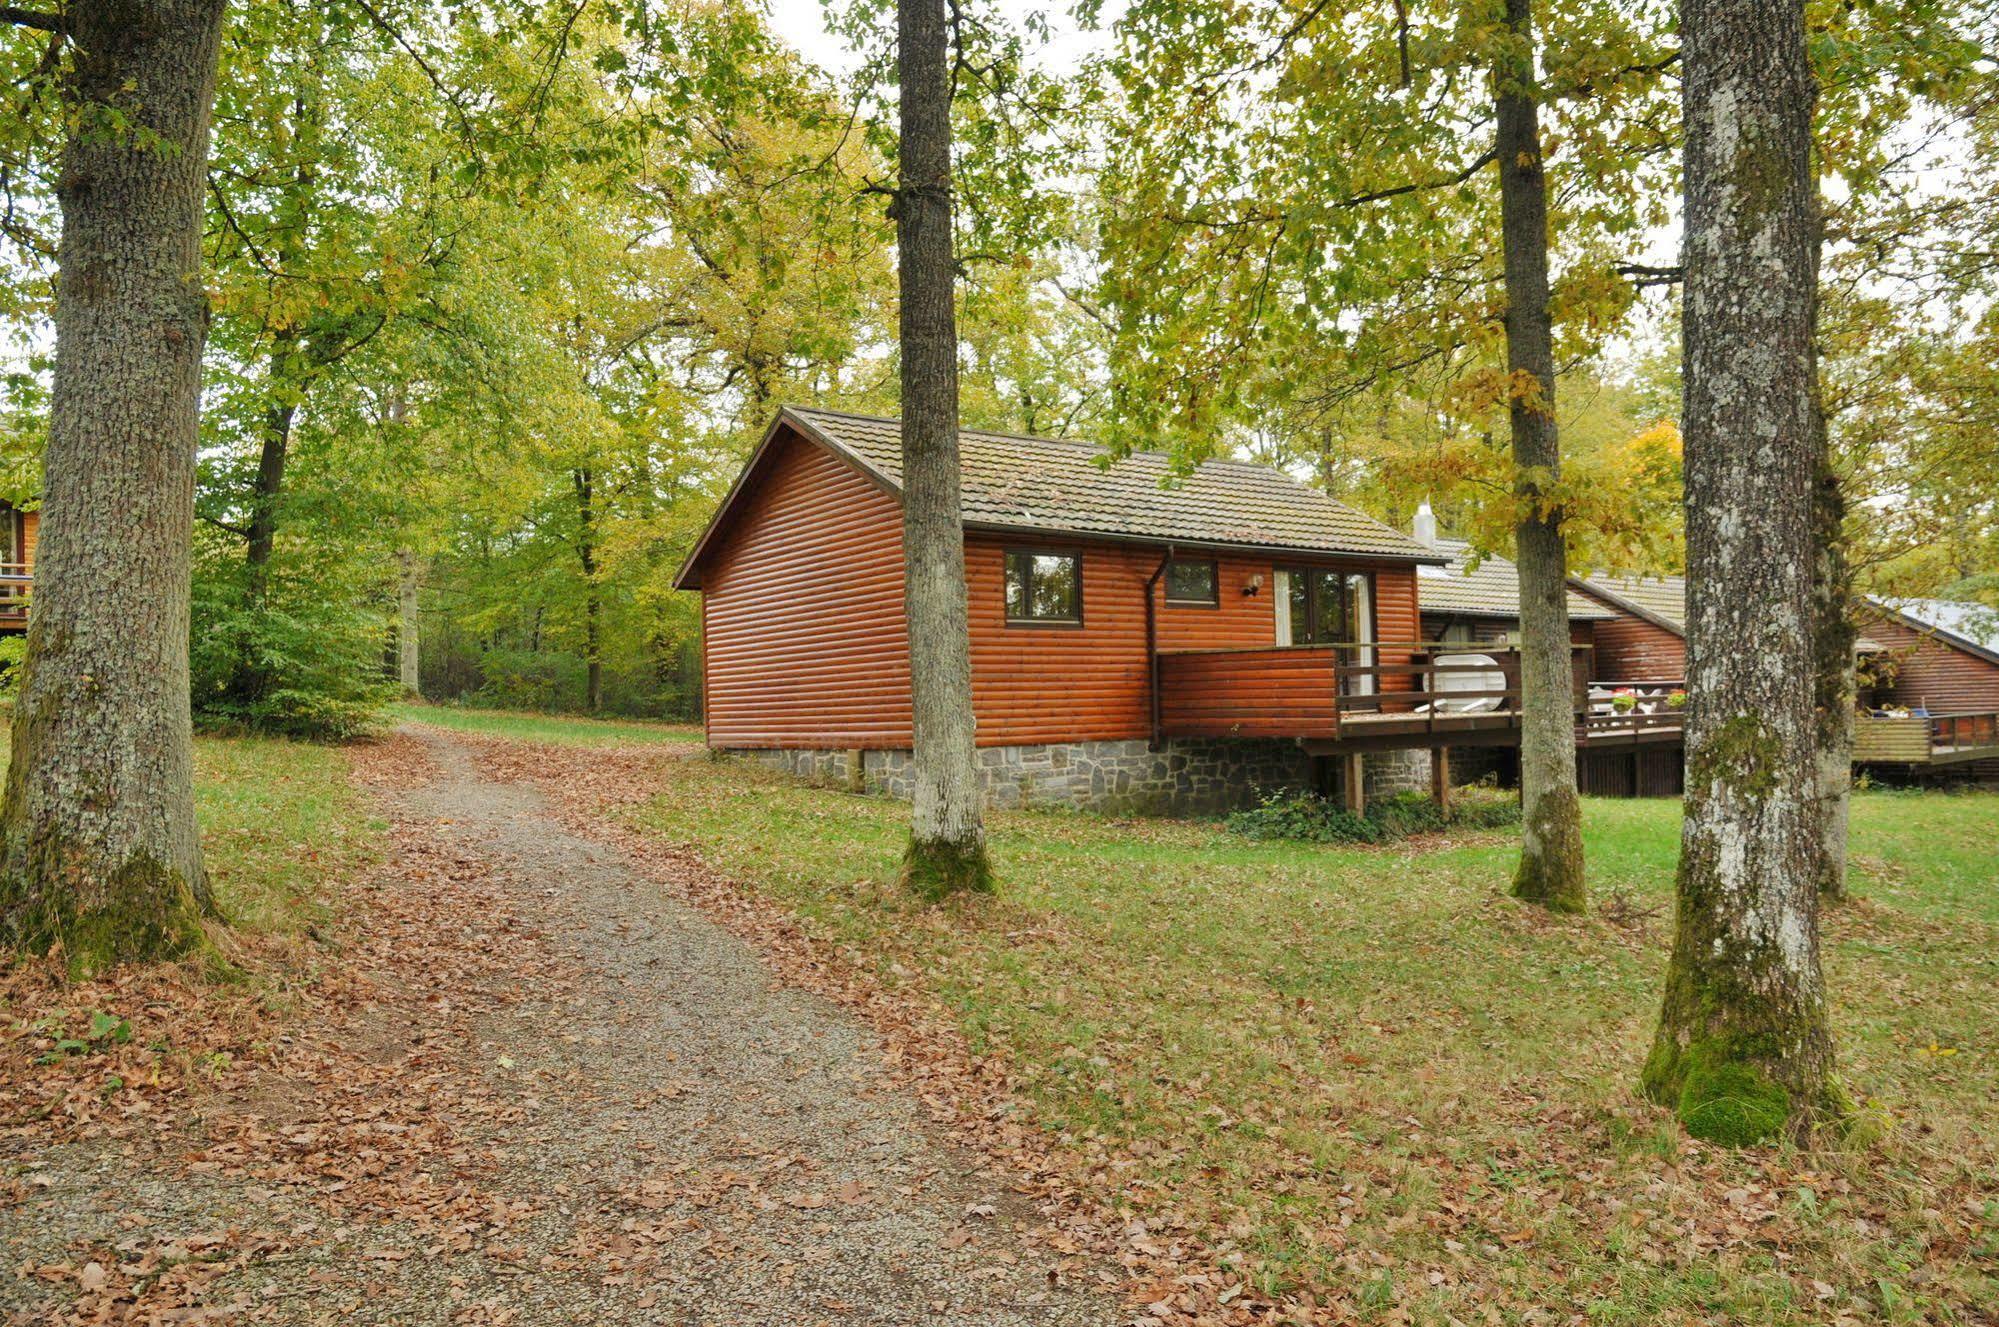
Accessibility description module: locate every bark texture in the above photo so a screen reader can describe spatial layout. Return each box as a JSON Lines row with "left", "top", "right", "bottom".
{"left": 0, "top": 0, "right": 228, "bottom": 974}
{"left": 894, "top": 0, "right": 990, "bottom": 897}
{"left": 1642, "top": 0, "right": 1841, "bottom": 1144}
{"left": 1495, "top": 0, "right": 1586, "bottom": 914}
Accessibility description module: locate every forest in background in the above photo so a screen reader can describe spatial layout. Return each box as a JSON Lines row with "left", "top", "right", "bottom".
{"left": 1, "top": 0, "right": 1995, "bottom": 730}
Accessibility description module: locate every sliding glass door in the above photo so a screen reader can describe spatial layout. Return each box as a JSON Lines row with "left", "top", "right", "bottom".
{"left": 1275, "top": 569, "right": 1375, "bottom": 696}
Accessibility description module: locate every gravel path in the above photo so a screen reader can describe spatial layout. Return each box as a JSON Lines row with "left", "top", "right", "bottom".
{"left": 3, "top": 729, "right": 1120, "bottom": 1326}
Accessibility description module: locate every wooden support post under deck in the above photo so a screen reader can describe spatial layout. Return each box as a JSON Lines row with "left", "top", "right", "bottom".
{"left": 1342, "top": 753, "right": 1366, "bottom": 814}
{"left": 1430, "top": 746, "right": 1450, "bottom": 811}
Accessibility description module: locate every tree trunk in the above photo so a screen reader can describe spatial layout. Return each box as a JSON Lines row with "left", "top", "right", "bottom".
{"left": 397, "top": 549, "right": 422, "bottom": 698}
{"left": 1812, "top": 464, "right": 1854, "bottom": 901}
{"left": 0, "top": 0, "right": 229, "bottom": 975}
{"left": 1495, "top": 0, "right": 1586, "bottom": 914}
{"left": 573, "top": 468, "right": 601, "bottom": 713}
{"left": 894, "top": 0, "right": 990, "bottom": 897}
{"left": 1642, "top": 0, "right": 1841, "bottom": 1145}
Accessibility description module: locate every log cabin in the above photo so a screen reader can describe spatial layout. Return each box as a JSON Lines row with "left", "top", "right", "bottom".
{"left": 1853, "top": 599, "right": 1999, "bottom": 780}
{"left": 0, "top": 501, "right": 36, "bottom": 632}
{"left": 1571, "top": 573, "right": 1999, "bottom": 785}
{"left": 676, "top": 407, "right": 1595, "bottom": 814}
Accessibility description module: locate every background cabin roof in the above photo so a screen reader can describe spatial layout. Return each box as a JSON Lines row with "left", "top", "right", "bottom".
{"left": 1870, "top": 597, "right": 1999, "bottom": 666}
{"left": 779, "top": 407, "right": 1442, "bottom": 563}
{"left": 1418, "top": 538, "right": 1615, "bottom": 621}
{"left": 1573, "top": 571, "right": 1688, "bottom": 634}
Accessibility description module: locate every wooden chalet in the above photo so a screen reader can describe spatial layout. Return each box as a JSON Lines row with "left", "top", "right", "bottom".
{"left": 1852, "top": 599, "right": 1999, "bottom": 779}
{"left": 678, "top": 408, "right": 1999, "bottom": 812}
{"left": 678, "top": 409, "right": 1689, "bottom": 814}
{"left": 1570, "top": 574, "right": 1999, "bottom": 786}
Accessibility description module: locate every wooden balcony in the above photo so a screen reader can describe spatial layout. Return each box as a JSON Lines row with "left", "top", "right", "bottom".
{"left": 1155, "top": 641, "right": 1605, "bottom": 753}
{"left": 0, "top": 560, "right": 29, "bottom": 628}
{"left": 1854, "top": 711, "right": 1999, "bottom": 766}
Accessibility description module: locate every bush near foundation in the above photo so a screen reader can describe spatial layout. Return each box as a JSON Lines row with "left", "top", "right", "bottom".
{"left": 1226, "top": 785, "right": 1521, "bottom": 844}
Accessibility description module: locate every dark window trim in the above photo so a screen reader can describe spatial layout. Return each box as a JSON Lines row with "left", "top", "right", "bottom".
{"left": 1163, "top": 556, "right": 1220, "bottom": 608}
{"left": 1003, "top": 546, "right": 1085, "bottom": 627}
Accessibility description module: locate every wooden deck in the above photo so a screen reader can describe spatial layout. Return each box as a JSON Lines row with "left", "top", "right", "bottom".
{"left": 1155, "top": 641, "right": 1689, "bottom": 755}
{"left": 0, "top": 560, "right": 29, "bottom": 629}
{"left": 1854, "top": 711, "right": 1999, "bottom": 766}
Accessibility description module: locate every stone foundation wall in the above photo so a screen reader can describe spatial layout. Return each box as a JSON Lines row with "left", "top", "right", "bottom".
{"left": 725, "top": 738, "right": 1317, "bottom": 816}
{"left": 730, "top": 739, "right": 1515, "bottom": 816}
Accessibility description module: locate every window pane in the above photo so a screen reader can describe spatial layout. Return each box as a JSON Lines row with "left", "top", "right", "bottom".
{"left": 1288, "top": 572, "right": 1311, "bottom": 642}
{"left": 1313, "top": 570, "right": 1346, "bottom": 642}
{"left": 1165, "top": 559, "right": 1216, "bottom": 604}
{"left": 1005, "top": 550, "right": 1080, "bottom": 621}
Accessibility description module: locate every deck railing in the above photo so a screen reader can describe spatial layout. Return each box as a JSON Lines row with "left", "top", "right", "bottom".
{"left": 0, "top": 560, "right": 29, "bottom": 618}
{"left": 1154, "top": 640, "right": 1596, "bottom": 743}
{"left": 1856, "top": 709, "right": 1999, "bottom": 764}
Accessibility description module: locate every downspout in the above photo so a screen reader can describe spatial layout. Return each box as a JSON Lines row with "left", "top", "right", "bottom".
{"left": 1146, "top": 546, "right": 1174, "bottom": 750}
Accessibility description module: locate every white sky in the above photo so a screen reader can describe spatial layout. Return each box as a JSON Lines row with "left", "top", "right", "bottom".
{"left": 760, "top": 0, "right": 1120, "bottom": 79}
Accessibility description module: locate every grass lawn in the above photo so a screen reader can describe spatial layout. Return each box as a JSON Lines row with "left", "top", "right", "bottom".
{"left": 628, "top": 758, "right": 1999, "bottom": 1324}
{"left": 389, "top": 701, "right": 702, "bottom": 747}
{"left": 194, "top": 734, "right": 385, "bottom": 937}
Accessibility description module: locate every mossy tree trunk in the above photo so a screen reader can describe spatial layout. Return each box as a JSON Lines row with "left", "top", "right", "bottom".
{"left": 1642, "top": 0, "right": 1841, "bottom": 1145}
{"left": 0, "top": 0, "right": 228, "bottom": 974}
{"left": 893, "top": 0, "right": 990, "bottom": 898}
{"left": 1495, "top": 0, "right": 1586, "bottom": 914}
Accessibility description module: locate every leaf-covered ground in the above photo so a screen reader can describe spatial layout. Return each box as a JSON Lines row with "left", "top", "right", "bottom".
{"left": 2, "top": 730, "right": 1122, "bottom": 1325}
{"left": 501, "top": 743, "right": 1993, "bottom": 1327}
{"left": 6, "top": 722, "right": 1993, "bottom": 1326}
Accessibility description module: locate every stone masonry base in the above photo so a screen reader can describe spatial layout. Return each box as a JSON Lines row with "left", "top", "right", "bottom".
{"left": 723, "top": 738, "right": 1516, "bottom": 817}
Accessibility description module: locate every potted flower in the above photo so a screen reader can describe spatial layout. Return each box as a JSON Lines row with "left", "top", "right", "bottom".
{"left": 1666, "top": 689, "right": 1688, "bottom": 710}
{"left": 1610, "top": 688, "right": 1638, "bottom": 714}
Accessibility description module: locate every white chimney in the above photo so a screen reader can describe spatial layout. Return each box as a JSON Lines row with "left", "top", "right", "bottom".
{"left": 1412, "top": 499, "right": 1439, "bottom": 548}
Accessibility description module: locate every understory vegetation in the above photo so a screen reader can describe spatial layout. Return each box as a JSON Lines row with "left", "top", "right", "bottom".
{"left": 1227, "top": 785, "right": 1521, "bottom": 843}
{"left": 628, "top": 755, "right": 1998, "bottom": 1323}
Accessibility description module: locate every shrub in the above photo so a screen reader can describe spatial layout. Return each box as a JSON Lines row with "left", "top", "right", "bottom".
{"left": 1227, "top": 785, "right": 1521, "bottom": 844}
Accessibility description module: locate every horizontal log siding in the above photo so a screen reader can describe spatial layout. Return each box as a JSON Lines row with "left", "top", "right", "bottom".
{"left": 966, "top": 535, "right": 1154, "bottom": 744}
{"left": 1571, "top": 586, "right": 1686, "bottom": 682}
{"left": 1158, "top": 647, "right": 1339, "bottom": 738}
{"left": 702, "top": 431, "right": 914, "bottom": 748}
{"left": 1865, "top": 609, "right": 1999, "bottom": 715}
{"left": 968, "top": 539, "right": 1417, "bottom": 745}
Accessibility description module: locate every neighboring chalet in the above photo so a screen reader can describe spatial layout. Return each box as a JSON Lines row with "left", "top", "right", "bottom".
{"left": 1411, "top": 512, "right": 1686, "bottom": 796}
{"left": 1853, "top": 599, "right": 1999, "bottom": 779}
{"left": 675, "top": 408, "right": 1571, "bottom": 814}
{"left": 0, "top": 501, "right": 36, "bottom": 632}
{"left": 1571, "top": 574, "right": 1999, "bottom": 785}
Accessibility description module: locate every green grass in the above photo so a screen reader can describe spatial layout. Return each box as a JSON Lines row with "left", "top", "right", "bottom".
{"left": 388, "top": 701, "right": 702, "bottom": 747}
{"left": 194, "top": 734, "right": 384, "bottom": 937}
{"left": 625, "top": 760, "right": 1999, "bottom": 1325}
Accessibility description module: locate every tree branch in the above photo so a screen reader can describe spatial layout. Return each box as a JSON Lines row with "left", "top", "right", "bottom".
{"left": 0, "top": 7, "right": 63, "bottom": 33}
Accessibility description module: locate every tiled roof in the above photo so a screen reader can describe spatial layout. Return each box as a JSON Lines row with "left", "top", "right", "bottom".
{"left": 782, "top": 407, "right": 1440, "bottom": 562}
{"left": 1574, "top": 572, "right": 1688, "bottom": 633}
{"left": 1871, "top": 597, "right": 1999, "bottom": 664}
{"left": 1417, "top": 538, "right": 1615, "bottom": 621}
